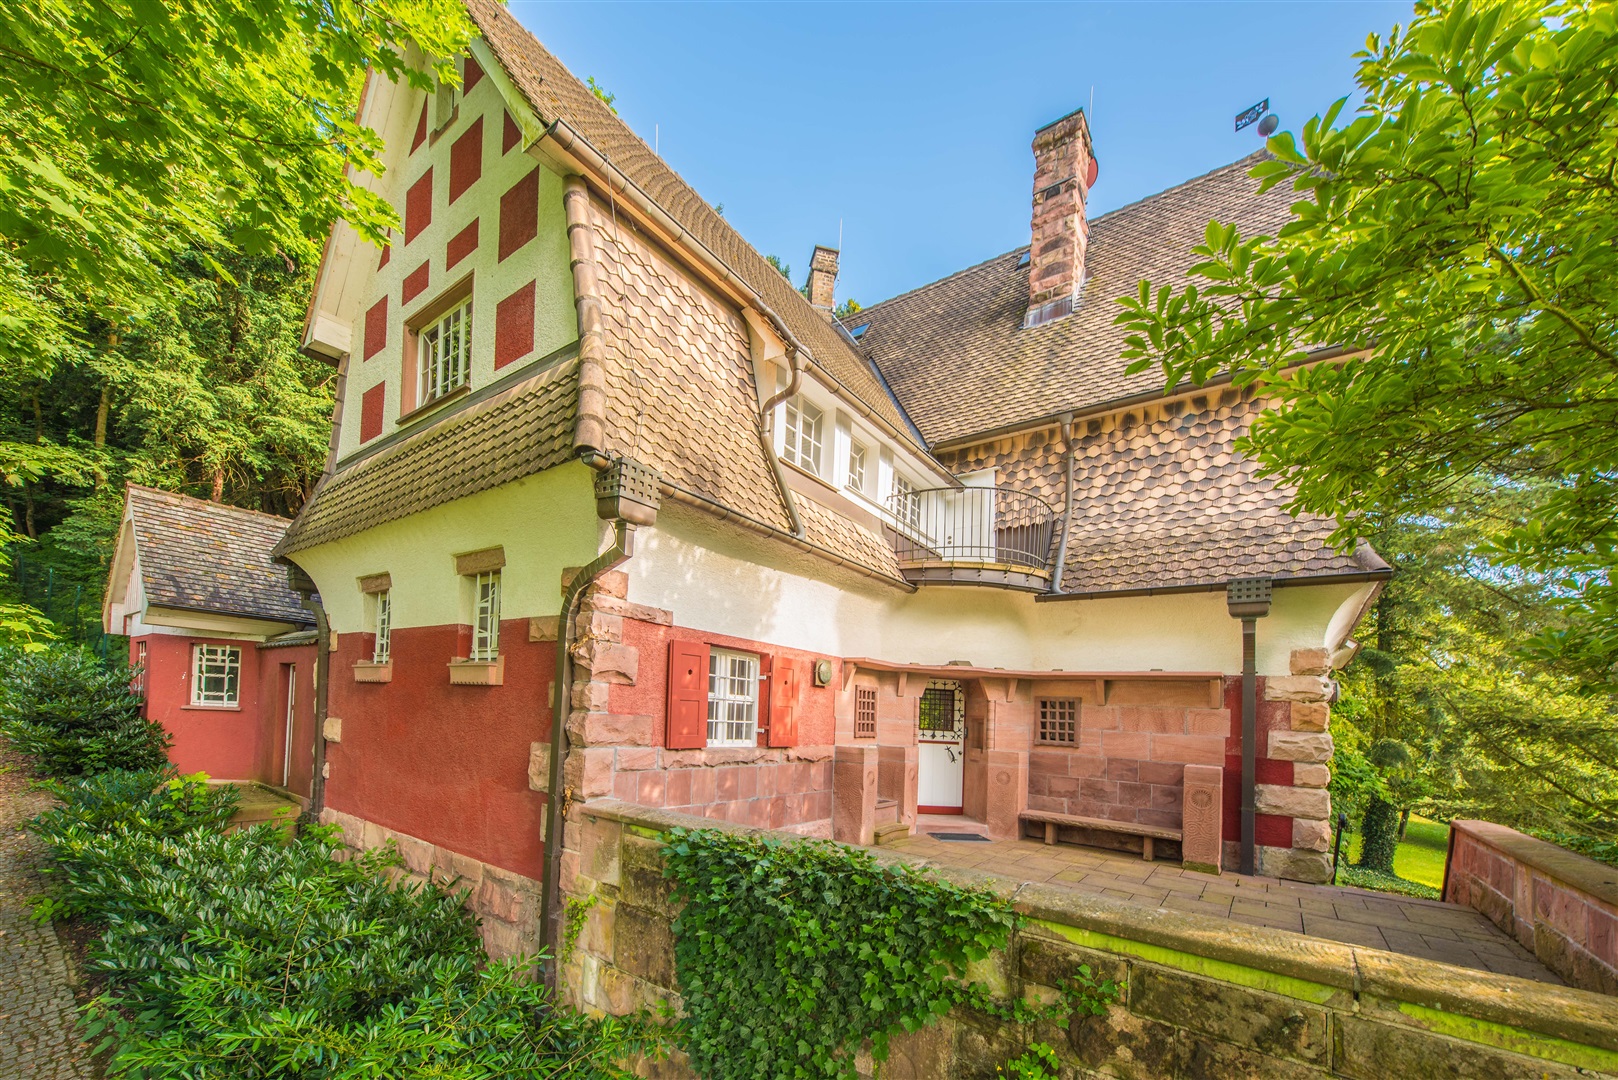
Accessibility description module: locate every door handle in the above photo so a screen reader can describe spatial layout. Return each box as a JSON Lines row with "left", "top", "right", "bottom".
{"left": 945, "top": 747, "right": 957, "bottom": 763}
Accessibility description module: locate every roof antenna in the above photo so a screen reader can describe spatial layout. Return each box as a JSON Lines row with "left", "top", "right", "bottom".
{"left": 1088, "top": 85, "right": 1094, "bottom": 125}
{"left": 655, "top": 123, "right": 659, "bottom": 155}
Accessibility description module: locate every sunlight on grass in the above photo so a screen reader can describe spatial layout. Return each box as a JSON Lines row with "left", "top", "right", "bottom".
{"left": 1342, "top": 814, "right": 1449, "bottom": 895}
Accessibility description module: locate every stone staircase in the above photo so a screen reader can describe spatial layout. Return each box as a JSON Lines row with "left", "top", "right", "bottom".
{"left": 874, "top": 798, "right": 909, "bottom": 845}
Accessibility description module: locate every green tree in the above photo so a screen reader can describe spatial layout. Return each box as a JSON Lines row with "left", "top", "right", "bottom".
{"left": 1116, "top": 0, "right": 1618, "bottom": 680}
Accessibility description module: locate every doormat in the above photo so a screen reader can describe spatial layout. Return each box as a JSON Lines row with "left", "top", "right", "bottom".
{"left": 928, "top": 832, "right": 991, "bottom": 842}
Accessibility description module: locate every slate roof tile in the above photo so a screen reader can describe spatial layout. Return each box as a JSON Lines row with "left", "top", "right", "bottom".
{"left": 126, "top": 486, "right": 309, "bottom": 624}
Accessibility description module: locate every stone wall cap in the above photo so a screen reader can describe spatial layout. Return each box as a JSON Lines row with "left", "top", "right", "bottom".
{"left": 1452, "top": 819, "right": 1618, "bottom": 910}
{"left": 1354, "top": 946, "right": 1618, "bottom": 1053}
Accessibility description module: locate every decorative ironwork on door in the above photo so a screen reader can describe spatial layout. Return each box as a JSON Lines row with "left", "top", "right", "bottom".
{"left": 918, "top": 680, "right": 964, "bottom": 741}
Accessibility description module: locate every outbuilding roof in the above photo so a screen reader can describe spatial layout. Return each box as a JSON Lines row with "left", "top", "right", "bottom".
{"left": 124, "top": 485, "right": 310, "bottom": 625}
{"left": 853, "top": 153, "right": 1294, "bottom": 447}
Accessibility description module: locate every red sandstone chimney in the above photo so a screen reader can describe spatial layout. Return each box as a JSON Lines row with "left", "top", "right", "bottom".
{"left": 806, "top": 245, "right": 839, "bottom": 315}
{"left": 1026, "top": 108, "right": 1097, "bottom": 327}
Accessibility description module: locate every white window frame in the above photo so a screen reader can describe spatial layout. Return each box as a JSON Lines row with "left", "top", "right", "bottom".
{"left": 892, "top": 473, "right": 921, "bottom": 532}
{"left": 470, "top": 571, "right": 500, "bottom": 661}
{"left": 191, "top": 644, "right": 242, "bottom": 707}
{"left": 847, "top": 440, "right": 868, "bottom": 494}
{"left": 782, "top": 396, "right": 824, "bottom": 476}
{"left": 706, "top": 648, "right": 759, "bottom": 748}
{"left": 373, "top": 590, "right": 392, "bottom": 664}
{"left": 133, "top": 640, "right": 148, "bottom": 697}
{"left": 418, "top": 298, "right": 472, "bottom": 405}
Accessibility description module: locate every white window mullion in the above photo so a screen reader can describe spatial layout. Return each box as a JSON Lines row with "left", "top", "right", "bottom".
{"left": 706, "top": 649, "right": 759, "bottom": 747}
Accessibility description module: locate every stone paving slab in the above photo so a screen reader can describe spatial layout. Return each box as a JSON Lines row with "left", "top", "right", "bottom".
{"left": 0, "top": 745, "right": 95, "bottom": 1079}
{"left": 887, "top": 821, "right": 1562, "bottom": 984}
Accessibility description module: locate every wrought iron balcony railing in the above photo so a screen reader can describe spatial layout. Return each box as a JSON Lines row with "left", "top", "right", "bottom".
{"left": 885, "top": 486, "right": 1058, "bottom": 588}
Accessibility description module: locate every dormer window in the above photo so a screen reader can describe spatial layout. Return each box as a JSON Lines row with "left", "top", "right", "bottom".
{"left": 782, "top": 396, "right": 823, "bottom": 476}
{"left": 847, "top": 441, "right": 868, "bottom": 494}
{"left": 419, "top": 299, "right": 472, "bottom": 405}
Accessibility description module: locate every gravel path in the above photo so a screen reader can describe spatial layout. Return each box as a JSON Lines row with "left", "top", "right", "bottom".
{"left": 0, "top": 744, "right": 94, "bottom": 1079}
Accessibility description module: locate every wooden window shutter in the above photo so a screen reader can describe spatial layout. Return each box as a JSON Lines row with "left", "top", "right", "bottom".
{"left": 767, "top": 655, "right": 800, "bottom": 747}
{"left": 666, "top": 640, "right": 709, "bottom": 749}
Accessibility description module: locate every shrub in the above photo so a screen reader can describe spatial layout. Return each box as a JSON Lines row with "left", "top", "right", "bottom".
{"left": 31, "top": 771, "right": 653, "bottom": 1078}
{"left": 0, "top": 647, "right": 169, "bottom": 776}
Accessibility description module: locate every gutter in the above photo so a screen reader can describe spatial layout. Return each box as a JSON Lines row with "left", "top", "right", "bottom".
{"left": 756, "top": 348, "right": 806, "bottom": 539}
{"left": 1048, "top": 413, "right": 1076, "bottom": 594}
{"left": 1034, "top": 568, "right": 1392, "bottom": 603}
{"left": 929, "top": 344, "right": 1366, "bottom": 453}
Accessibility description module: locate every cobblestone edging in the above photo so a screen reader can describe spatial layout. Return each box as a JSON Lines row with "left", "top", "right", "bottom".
{"left": 0, "top": 745, "right": 94, "bottom": 1079}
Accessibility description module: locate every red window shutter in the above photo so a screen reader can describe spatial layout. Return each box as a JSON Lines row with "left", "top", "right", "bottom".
{"left": 768, "top": 656, "right": 800, "bottom": 747}
{"left": 666, "top": 640, "right": 709, "bottom": 750}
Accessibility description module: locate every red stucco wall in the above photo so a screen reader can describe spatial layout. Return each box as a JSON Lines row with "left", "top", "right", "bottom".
{"left": 322, "top": 617, "right": 552, "bottom": 879}
{"left": 133, "top": 633, "right": 317, "bottom": 794}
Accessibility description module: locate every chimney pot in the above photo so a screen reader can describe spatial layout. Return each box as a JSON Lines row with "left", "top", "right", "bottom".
{"left": 1025, "top": 108, "right": 1095, "bottom": 327}
{"left": 807, "top": 245, "right": 839, "bottom": 315}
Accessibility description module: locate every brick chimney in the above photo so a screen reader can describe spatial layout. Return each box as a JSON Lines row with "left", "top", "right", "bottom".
{"left": 806, "top": 245, "right": 839, "bottom": 315}
{"left": 1026, "top": 108, "right": 1097, "bottom": 327}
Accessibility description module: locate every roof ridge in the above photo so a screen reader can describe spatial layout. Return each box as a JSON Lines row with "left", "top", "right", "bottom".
{"left": 854, "top": 150, "right": 1272, "bottom": 317}
{"left": 126, "top": 483, "right": 293, "bottom": 525}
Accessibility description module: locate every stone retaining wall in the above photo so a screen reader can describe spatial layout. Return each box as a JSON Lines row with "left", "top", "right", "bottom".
{"left": 563, "top": 799, "right": 1618, "bottom": 1079}
{"left": 1445, "top": 819, "right": 1618, "bottom": 996}
{"left": 320, "top": 807, "right": 541, "bottom": 961}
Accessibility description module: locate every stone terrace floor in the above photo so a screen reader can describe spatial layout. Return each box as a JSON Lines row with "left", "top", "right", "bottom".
{"left": 885, "top": 817, "right": 1560, "bottom": 985}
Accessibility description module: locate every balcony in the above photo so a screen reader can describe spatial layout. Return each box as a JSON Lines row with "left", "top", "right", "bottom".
{"left": 885, "top": 486, "right": 1058, "bottom": 591}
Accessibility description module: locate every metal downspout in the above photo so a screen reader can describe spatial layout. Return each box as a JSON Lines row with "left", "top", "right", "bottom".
{"left": 300, "top": 591, "right": 332, "bottom": 817}
{"left": 1240, "top": 617, "right": 1258, "bottom": 875}
{"left": 1048, "top": 413, "right": 1076, "bottom": 593}
{"left": 757, "top": 347, "right": 806, "bottom": 538}
{"left": 540, "top": 513, "right": 634, "bottom": 990}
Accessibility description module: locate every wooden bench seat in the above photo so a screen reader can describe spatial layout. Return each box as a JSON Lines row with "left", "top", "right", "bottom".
{"left": 1019, "top": 810, "right": 1183, "bottom": 862}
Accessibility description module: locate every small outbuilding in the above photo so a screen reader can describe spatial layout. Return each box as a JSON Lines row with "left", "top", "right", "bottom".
{"left": 103, "top": 484, "right": 319, "bottom": 801}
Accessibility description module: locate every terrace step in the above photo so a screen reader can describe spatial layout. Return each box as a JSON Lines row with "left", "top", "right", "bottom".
{"left": 874, "top": 820, "right": 911, "bottom": 846}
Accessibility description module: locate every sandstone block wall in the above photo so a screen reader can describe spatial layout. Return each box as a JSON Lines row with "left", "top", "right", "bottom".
{"left": 1446, "top": 819, "right": 1618, "bottom": 996}
{"left": 562, "top": 800, "right": 1618, "bottom": 1080}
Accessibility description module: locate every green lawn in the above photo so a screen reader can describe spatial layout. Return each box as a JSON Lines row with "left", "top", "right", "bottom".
{"left": 1339, "top": 814, "right": 1449, "bottom": 898}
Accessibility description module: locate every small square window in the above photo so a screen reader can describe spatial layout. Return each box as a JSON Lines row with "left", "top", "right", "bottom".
{"left": 1038, "top": 698, "right": 1079, "bottom": 745}
{"left": 192, "top": 644, "right": 241, "bottom": 707}
{"left": 707, "top": 648, "right": 759, "bottom": 747}
{"left": 847, "top": 441, "right": 868, "bottom": 493}
{"left": 471, "top": 571, "right": 500, "bottom": 661}
{"left": 373, "top": 590, "right": 392, "bottom": 663}
{"left": 855, "top": 686, "right": 877, "bottom": 739}
{"left": 782, "top": 396, "right": 823, "bottom": 476}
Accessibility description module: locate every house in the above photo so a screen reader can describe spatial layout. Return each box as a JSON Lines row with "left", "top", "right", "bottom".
{"left": 103, "top": 485, "right": 319, "bottom": 800}
{"left": 262, "top": 0, "right": 1386, "bottom": 962}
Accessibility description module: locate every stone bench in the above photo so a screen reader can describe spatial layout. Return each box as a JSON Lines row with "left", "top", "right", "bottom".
{"left": 1019, "top": 810, "right": 1182, "bottom": 862}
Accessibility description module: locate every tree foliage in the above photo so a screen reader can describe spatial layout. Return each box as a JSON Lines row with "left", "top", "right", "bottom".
{"left": 1117, "top": 0, "right": 1618, "bottom": 678}
{"left": 0, "top": 647, "right": 170, "bottom": 777}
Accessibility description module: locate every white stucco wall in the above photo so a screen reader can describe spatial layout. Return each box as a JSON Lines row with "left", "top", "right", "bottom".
{"left": 626, "top": 503, "right": 1372, "bottom": 677}
{"left": 289, "top": 462, "right": 599, "bottom": 632}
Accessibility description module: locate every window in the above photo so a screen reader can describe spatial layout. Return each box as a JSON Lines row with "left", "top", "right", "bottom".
{"left": 892, "top": 474, "right": 921, "bottom": 531}
{"left": 471, "top": 571, "right": 500, "bottom": 661}
{"left": 847, "top": 441, "right": 868, "bottom": 493}
{"left": 418, "top": 298, "right": 472, "bottom": 405}
{"left": 782, "top": 396, "right": 823, "bottom": 475}
{"left": 855, "top": 686, "right": 877, "bottom": 739}
{"left": 191, "top": 644, "right": 241, "bottom": 707}
{"left": 373, "top": 590, "right": 392, "bottom": 663}
{"left": 706, "top": 648, "right": 759, "bottom": 747}
{"left": 848, "top": 323, "right": 870, "bottom": 340}
{"left": 918, "top": 680, "right": 964, "bottom": 738}
{"left": 1038, "top": 698, "right": 1079, "bottom": 745}
{"left": 133, "top": 640, "right": 148, "bottom": 697}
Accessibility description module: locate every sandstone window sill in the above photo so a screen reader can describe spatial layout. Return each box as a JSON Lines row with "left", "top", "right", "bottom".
{"left": 181, "top": 703, "right": 242, "bottom": 713}
{"left": 449, "top": 655, "right": 505, "bottom": 686}
{"left": 353, "top": 661, "right": 393, "bottom": 684}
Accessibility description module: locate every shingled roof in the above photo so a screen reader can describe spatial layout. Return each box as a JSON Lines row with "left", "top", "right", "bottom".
{"left": 854, "top": 153, "right": 1294, "bottom": 447}
{"left": 278, "top": 360, "right": 579, "bottom": 555}
{"left": 125, "top": 486, "right": 310, "bottom": 625}
{"left": 466, "top": 0, "right": 929, "bottom": 457}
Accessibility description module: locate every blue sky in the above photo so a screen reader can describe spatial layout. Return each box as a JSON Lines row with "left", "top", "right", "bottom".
{"left": 507, "top": 1, "right": 1413, "bottom": 308}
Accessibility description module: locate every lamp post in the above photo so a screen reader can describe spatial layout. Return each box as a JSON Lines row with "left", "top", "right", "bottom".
{"left": 1226, "top": 577, "right": 1272, "bottom": 876}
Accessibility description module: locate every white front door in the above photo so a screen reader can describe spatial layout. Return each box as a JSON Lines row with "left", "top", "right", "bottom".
{"left": 916, "top": 680, "right": 965, "bottom": 813}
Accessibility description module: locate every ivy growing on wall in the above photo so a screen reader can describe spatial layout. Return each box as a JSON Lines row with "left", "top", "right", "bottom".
{"left": 662, "top": 828, "right": 1040, "bottom": 1079}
